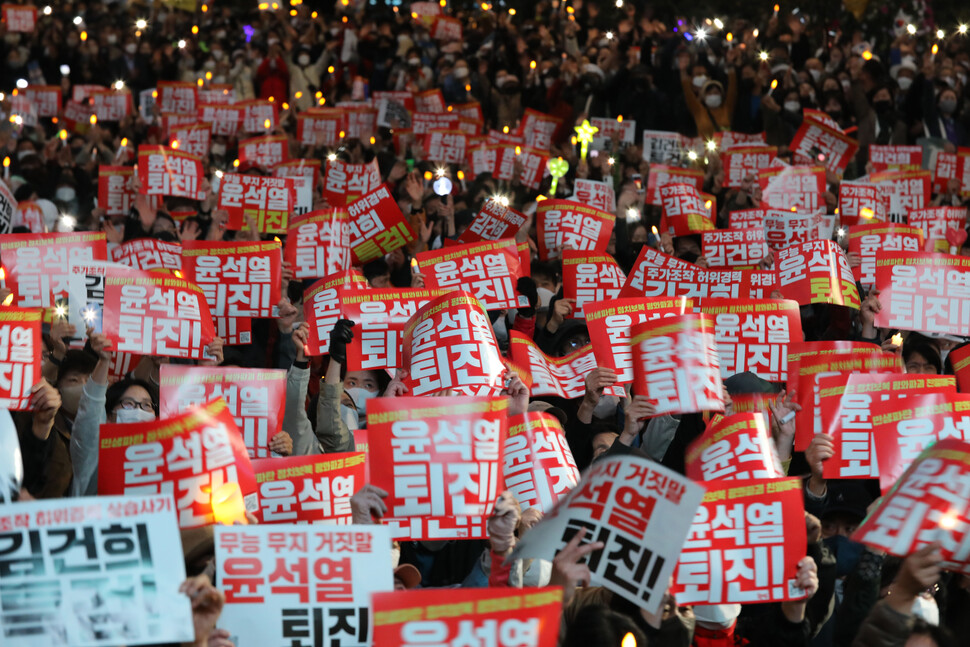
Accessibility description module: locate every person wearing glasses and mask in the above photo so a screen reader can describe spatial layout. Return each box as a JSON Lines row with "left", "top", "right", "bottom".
{"left": 69, "top": 327, "right": 159, "bottom": 497}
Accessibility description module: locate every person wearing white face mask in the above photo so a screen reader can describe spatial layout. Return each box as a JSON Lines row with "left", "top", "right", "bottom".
{"left": 70, "top": 328, "right": 159, "bottom": 497}
{"left": 286, "top": 44, "right": 330, "bottom": 111}
{"left": 679, "top": 53, "right": 738, "bottom": 140}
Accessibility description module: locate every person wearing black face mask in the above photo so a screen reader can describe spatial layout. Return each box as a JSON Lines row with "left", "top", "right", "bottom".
{"left": 923, "top": 83, "right": 970, "bottom": 147}
{"left": 852, "top": 83, "right": 907, "bottom": 168}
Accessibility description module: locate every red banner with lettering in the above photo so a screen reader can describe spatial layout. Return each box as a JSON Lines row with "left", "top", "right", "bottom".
{"left": 102, "top": 267, "right": 215, "bottom": 359}
{"left": 631, "top": 313, "right": 725, "bottom": 416}
{"left": 284, "top": 209, "right": 351, "bottom": 280}
{"left": 110, "top": 238, "right": 182, "bottom": 272}
{"left": 456, "top": 199, "right": 528, "bottom": 245}
{"left": 302, "top": 271, "right": 368, "bottom": 356}
{"left": 346, "top": 184, "right": 415, "bottom": 264}
{"left": 758, "top": 166, "right": 825, "bottom": 213}
{"left": 0, "top": 308, "right": 41, "bottom": 410}
{"left": 907, "top": 206, "right": 966, "bottom": 253}
{"left": 368, "top": 396, "right": 506, "bottom": 539}
{"left": 776, "top": 240, "right": 860, "bottom": 308}
{"left": 702, "top": 228, "right": 768, "bottom": 268}
{"left": 686, "top": 412, "right": 784, "bottom": 481}
{"left": 238, "top": 134, "right": 287, "bottom": 168}
{"left": 169, "top": 122, "right": 211, "bottom": 160}
{"left": 869, "top": 145, "right": 923, "bottom": 172}
{"left": 721, "top": 145, "right": 777, "bottom": 188}
{"left": 2, "top": 4, "right": 36, "bottom": 32}
{"left": 402, "top": 292, "right": 507, "bottom": 396}
{"left": 159, "top": 365, "right": 287, "bottom": 460}
{"left": 561, "top": 250, "right": 625, "bottom": 318}
{"left": 416, "top": 239, "right": 525, "bottom": 310}
{"left": 198, "top": 103, "right": 243, "bottom": 137}
{"left": 672, "top": 478, "right": 807, "bottom": 603}
{"left": 98, "top": 165, "right": 135, "bottom": 218}
{"left": 0, "top": 231, "right": 107, "bottom": 308}
{"left": 646, "top": 164, "right": 704, "bottom": 206}
{"left": 536, "top": 199, "right": 614, "bottom": 261}
{"left": 251, "top": 453, "right": 366, "bottom": 524}
{"left": 847, "top": 223, "right": 923, "bottom": 288}
{"left": 137, "top": 145, "right": 205, "bottom": 200}
{"left": 874, "top": 251, "right": 970, "bottom": 336}
{"left": 97, "top": 399, "right": 257, "bottom": 529}
{"left": 838, "top": 180, "right": 888, "bottom": 226}
{"left": 508, "top": 332, "right": 624, "bottom": 399}
{"left": 322, "top": 158, "right": 381, "bottom": 206}
{"left": 790, "top": 120, "right": 858, "bottom": 173}
{"left": 217, "top": 173, "right": 295, "bottom": 233}
{"left": 660, "top": 183, "right": 716, "bottom": 236}
{"left": 504, "top": 412, "right": 580, "bottom": 513}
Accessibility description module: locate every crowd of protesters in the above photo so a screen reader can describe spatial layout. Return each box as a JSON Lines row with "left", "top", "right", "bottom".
{"left": 5, "top": 1, "right": 970, "bottom": 646}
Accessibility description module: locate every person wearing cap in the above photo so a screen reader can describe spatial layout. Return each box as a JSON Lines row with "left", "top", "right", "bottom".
{"left": 678, "top": 51, "right": 737, "bottom": 140}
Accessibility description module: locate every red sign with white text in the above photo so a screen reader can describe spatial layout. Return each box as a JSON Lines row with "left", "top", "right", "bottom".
{"left": 252, "top": 452, "right": 366, "bottom": 524}
{"left": 97, "top": 399, "right": 257, "bottom": 529}
{"left": 508, "top": 332, "right": 625, "bottom": 400}
{"left": 504, "top": 412, "right": 580, "bottom": 513}
{"left": 686, "top": 413, "right": 783, "bottom": 481}
{"left": 0, "top": 308, "right": 40, "bottom": 410}
{"left": 159, "top": 365, "right": 287, "bottom": 460}
{"left": 217, "top": 173, "right": 295, "bottom": 233}
{"left": 322, "top": 158, "right": 381, "bottom": 206}
{"left": 776, "top": 240, "right": 860, "bottom": 308}
{"left": 110, "top": 238, "right": 182, "bottom": 272}
{"left": 907, "top": 206, "right": 965, "bottom": 253}
{"left": 838, "top": 180, "right": 888, "bottom": 226}
{"left": 758, "top": 167, "right": 825, "bottom": 213}
{"left": 673, "top": 478, "right": 807, "bottom": 604}
{"left": 102, "top": 268, "right": 215, "bottom": 359}
{"left": 416, "top": 239, "right": 525, "bottom": 310}
{"left": 181, "top": 240, "right": 281, "bottom": 318}
{"left": 536, "top": 199, "right": 614, "bottom": 261}
{"left": 456, "top": 199, "right": 528, "bottom": 245}
{"left": 874, "top": 251, "right": 970, "bottom": 336}
{"left": 631, "top": 313, "right": 725, "bottom": 416}
{"left": 402, "top": 292, "right": 507, "bottom": 397}
{"left": 368, "top": 396, "right": 507, "bottom": 540}
{"left": 702, "top": 228, "right": 768, "bottom": 268}
{"left": 0, "top": 232, "right": 107, "bottom": 308}
{"left": 346, "top": 184, "right": 415, "bottom": 264}
{"left": 722, "top": 146, "right": 777, "bottom": 188}
{"left": 284, "top": 209, "right": 351, "bottom": 280}
{"left": 848, "top": 223, "right": 923, "bottom": 288}
{"left": 137, "top": 146, "right": 205, "bottom": 201}
{"left": 302, "top": 271, "right": 368, "bottom": 356}
{"left": 562, "top": 251, "right": 625, "bottom": 318}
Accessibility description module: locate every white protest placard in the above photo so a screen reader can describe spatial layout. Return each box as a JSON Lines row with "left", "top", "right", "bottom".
{"left": 214, "top": 524, "right": 393, "bottom": 647}
{"left": 509, "top": 454, "right": 705, "bottom": 614}
{"left": 0, "top": 494, "right": 193, "bottom": 647}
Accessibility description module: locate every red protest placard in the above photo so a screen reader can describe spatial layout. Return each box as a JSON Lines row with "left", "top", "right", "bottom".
{"left": 23, "top": 85, "right": 60, "bottom": 117}
{"left": 854, "top": 439, "right": 970, "bottom": 573}
{"left": 505, "top": 412, "right": 580, "bottom": 513}
{"left": 322, "top": 158, "right": 381, "bottom": 206}
{"left": 339, "top": 287, "right": 450, "bottom": 371}
{"left": 426, "top": 129, "right": 468, "bottom": 164}
{"left": 90, "top": 88, "right": 132, "bottom": 122}
{"left": 721, "top": 145, "right": 777, "bottom": 188}
{"left": 456, "top": 199, "right": 528, "bottom": 245}
{"left": 758, "top": 166, "right": 825, "bottom": 213}
{"left": 870, "top": 394, "right": 970, "bottom": 491}
{"left": 169, "top": 122, "right": 211, "bottom": 160}
{"left": 821, "top": 374, "right": 956, "bottom": 480}
{"left": 0, "top": 232, "right": 107, "bottom": 308}
{"left": 401, "top": 291, "right": 506, "bottom": 396}
{"left": 297, "top": 109, "right": 343, "bottom": 147}
{"left": 686, "top": 412, "right": 783, "bottom": 481}
{"left": 508, "top": 332, "right": 624, "bottom": 399}
{"left": 97, "top": 165, "right": 135, "bottom": 218}
{"left": 2, "top": 4, "right": 36, "bottom": 32}
{"left": 159, "top": 365, "right": 287, "bottom": 460}
{"left": 251, "top": 452, "right": 366, "bottom": 524}
{"left": 110, "top": 238, "right": 182, "bottom": 272}
{"left": 698, "top": 298, "right": 803, "bottom": 382}
{"left": 416, "top": 239, "right": 525, "bottom": 310}
{"left": 199, "top": 84, "right": 235, "bottom": 105}
{"left": 519, "top": 108, "right": 561, "bottom": 150}
{"left": 181, "top": 240, "right": 282, "bottom": 318}
{"left": 874, "top": 251, "right": 970, "bottom": 335}
{"left": 137, "top": 145, "right": 205, "bottom": 201}
{"left": 790, "top": 119, "right": 858, "bottom": 173}
{"left": 702, "top": 228, "right": 768, "bottom": 268}
{"left": 838, "top": 180, "right": 888, "bottom": 226}
{"left": 239, "top": 99, "right": 278, "bottom": 133}
{"left": 284, "top": 209, "right": 351, "bottom": 280}
{"left": 158, "top": 112, "right": 197, "bottom": 136}
{"left": 217, "top": 173, "right": 295, "bottom": 233}
{"left": 763, "top": 210, "right": 821, "bottom": 251}
{"left": 368, "top": 396, "right": 506, "bottom": 539}
{"left": 238, "top": 134, "right": 287, "bottom": 168}
{"left": 933, "top": 151, "right": 957, "bottom": 194}
{"left": 618, "top": 250, "right": 776, "bottom": 300}
{"left": 303, "top": 271, "right": 368, "bottom": 356}
{"left": 848, "top": 223, "right": 923, "bottom": 288}
{"left": 869, "top": 145, "right": 923, "bottom": 172}
{"left": 561, "top": 250, "right": 625, "bottom": 318}
{"left": 198, "top": 103, "right": 243, "bottom": 137}
{"left": 275, "top": 158, "right": 321, "bottom": 189}
{"left": 646, "top": 164, "right": 704, "bottom": 206}
{"left": 346, "top": 184, "right": 415, "bottom": 264}
{"left": 872, "top": 169, "right": 931, "bottom": 223}
{"left": 591, "top": 116, "right": 636, "bottom": 144}
{"left": 619, "top": 247, "right": 700, "bottom": 299}
{"left": 102, "top": 267, "right": 215, "bottom": 359}
{"left": 372, "top": 588, "right": 562, "bottom": 647}
{"left": 97, "top": 398, "right": 257, "bottom": 529}
{"left": 776, "top": 240, "right": 860, "bottom": 308}
{"left": 907, "top": 206, "right": 966, "bottom": 253}
{"left": 213, "top": 315, "right": 252, "bottom": 346}
{"left": 631, "top": 313, "right": 724, "bottom": 416}
{"left": 0, "top": 308, "right": 40, "bottom": 410}
{"left": 414, "top": 89, "right": 446, "bottom": 113}
{"left": 660, "top": 183, "right": 716, "bottom": 236}
{"left": 157, "top": 81, "right": 197, "bottom": 114}
{"left": 536, "top": 199, "right": 614, "bottom": 261}
{"left": 791, "top": 349, "right": 904, "bottom": 451}
{"left": 673, "top": 478, "right": 807, "bottom": 604}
